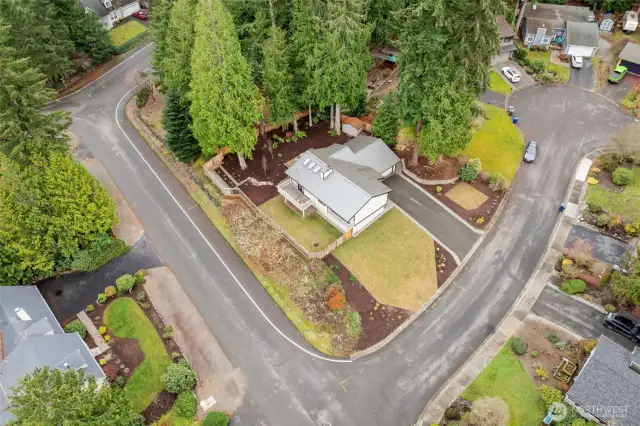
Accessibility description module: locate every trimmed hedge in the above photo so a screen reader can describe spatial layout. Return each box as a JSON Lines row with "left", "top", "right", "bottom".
{"left": 560, "top": 279, "right": 586, "bottom": 295}
{"left": 64, "top": 320, "right": 87, "bottom": 339}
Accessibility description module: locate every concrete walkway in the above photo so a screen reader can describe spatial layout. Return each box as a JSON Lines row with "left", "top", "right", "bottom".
{"left": 77, "top": 311, "right": 109, "bottom": 357}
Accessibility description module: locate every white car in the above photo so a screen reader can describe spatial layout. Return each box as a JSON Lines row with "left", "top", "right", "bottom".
{"left": 501, "top": 66, "right": 521, "bottom": 83}
{"left": 571, "top": 55, "right": 583, "bottom": 69}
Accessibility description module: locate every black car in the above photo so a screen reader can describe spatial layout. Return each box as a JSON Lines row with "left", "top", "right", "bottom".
{"left": 524, "top": 140, "right": 537, "bottom": 163}
{"left": 604, "top": 312, "right": 640, "bottom": 343}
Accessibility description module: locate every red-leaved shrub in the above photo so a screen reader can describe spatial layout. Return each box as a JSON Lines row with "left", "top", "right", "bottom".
{"left": 102, "top": 364, "right": 118, "bottom": 382}
{"left": 325, "top": 284, "right": 346, "bottom": 310}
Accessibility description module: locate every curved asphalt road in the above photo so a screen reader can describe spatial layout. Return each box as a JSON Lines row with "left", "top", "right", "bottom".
{"left": 55, "top": 45, "right": 633, "bottom": 426}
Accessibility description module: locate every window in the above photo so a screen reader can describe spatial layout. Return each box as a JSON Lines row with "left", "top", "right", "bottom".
{"left": 525, "top": 34, "right": 535, "bottom": 44}
{"left": 542, "top": 36, "right": 552, "bottom": 45}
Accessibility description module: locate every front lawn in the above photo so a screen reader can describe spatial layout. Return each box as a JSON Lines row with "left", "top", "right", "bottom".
{"left": 585, "top": 167, "right": 640, "bottom": 223}
{"left": 463, "top": 103, "right": 524, "bottom": 183}
{"left": 526, "top": 49, "right": 570, "bottom": 83}
{"left": 260, "top": 195, "right": 342, "bottom": 252}
{"left": 462, "top": 341, "right": 546, "bottom": 426}
{"left": 333, "top": 208, "right": 437, "bottom": 311}
{"left": 104, "top": 297, "right": 172, "bottom": 412}
{"left": 109, "top": 21, "right": 147, "bottom": 47}
{"left": 489, "top": 70, "right": 512, "bottom": 95}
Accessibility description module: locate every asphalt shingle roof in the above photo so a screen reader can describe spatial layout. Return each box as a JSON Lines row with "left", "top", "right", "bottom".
{"left": 619, "top": 42, "right": 640, "bottom": 65}
{"left": 566, "top": 336, "right": 640, "bottom": 425}
{"left": 566, "top": 21, "right": 599, "bottom": 48}
{"left": 496, "top": 15, "right": 516, "bottom": 39}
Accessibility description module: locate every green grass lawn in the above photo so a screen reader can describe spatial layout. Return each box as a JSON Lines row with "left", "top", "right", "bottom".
{"left": 109, "top": 21, "right": 147, "bottom": 47}
{"left": 333, "top": 208, "right": 437, "bottom": 311}
{"left": 462, "top": 341, "right": 546, "bottom": 426}
{"left": 586, "top": 168, "right": 640, "bottom": 222}
{"left": 526, "top": 49, "right": 570, "bottom": 83}
{"left": 489, "top": 70, "right": 512, "bottom": 95}
{"left": 104, "top": 297, "right": 172, "bottom": 412}
{"left": 260, "top": 196, "right": 342, "bottom": 251}
{"left": 463, "top": 103, "right": 524, "bottom": 184}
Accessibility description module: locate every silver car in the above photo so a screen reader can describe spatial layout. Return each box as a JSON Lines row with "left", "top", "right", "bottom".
{"left": 524, "top": 141, "right": 537, "bottom": 163}
{"left": 501, "top": 66, "right": 521, "bottom": 83}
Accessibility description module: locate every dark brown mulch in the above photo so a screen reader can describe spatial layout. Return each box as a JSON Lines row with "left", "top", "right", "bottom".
{"left": 215, "top": 167, "right": 235, "bottom": 187}
{"left": 395, "top": 150, "right": 460, "bottom": 181}
{"left": 595, "top": 168, "right": 619, "bottom": 191}
{"left": 416, "top": 177, "right": 504, "bottom": 230}
{"left": 434, "top": 241, "right": 458, "bottom": 287}
{"left": 324, "top": 255, "right": 411, "bottom": 351}
{"left": 581, "top": 212, "right": 630, "bottom": 243}
{"left": 84, "top": 330, "right": 96, "bottom": 349}
{"left": 222, "top": 120, "right": 349, "bottom": 206}
{"left": 142, "top": 391, "right": 176, "bottom": 425}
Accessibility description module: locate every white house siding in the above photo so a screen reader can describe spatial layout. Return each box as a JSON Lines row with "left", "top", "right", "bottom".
{"left": 301, "top": 188, "right": 327, "bottom": 214}
{"left": 564, "top": 45, "right": 597, "bottom": 57}
{"left": 353, "top": 194, "right": 387, "bottom": 233}
{"left": 119, "top": 2, "right": 140, "bottom": 17}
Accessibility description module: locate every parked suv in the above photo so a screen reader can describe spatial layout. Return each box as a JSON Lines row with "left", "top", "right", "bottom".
{"left": 604, "top": 312, "right": 640, "bottom": 343}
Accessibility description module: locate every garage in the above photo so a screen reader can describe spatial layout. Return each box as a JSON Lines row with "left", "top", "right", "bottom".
{"left": 563, "top": 22, "right": 599, "bottom": 58}
{"left": 618, "top": 42, "right": 640, "bottom": 76}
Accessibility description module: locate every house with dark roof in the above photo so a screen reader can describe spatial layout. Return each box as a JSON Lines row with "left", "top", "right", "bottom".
{"left": 565, "top": 336, "right": 640, "bottom": 425}
{"left": 618, "top": 42, "right": 640, "bottom": 76}
{"left": 80, "top": 0, "right": 140, "bottom": 29}
{"left": 520, "top": 4, "right": 598, "bottom": 57}
{"left": 278, "top": 136, "right": 400, "bottom": 235}
{"left": 494, "top": 15, "right": 517, "bottom": 64}
{"left": 0, "top": 286, "right": 104, "bottom": 424}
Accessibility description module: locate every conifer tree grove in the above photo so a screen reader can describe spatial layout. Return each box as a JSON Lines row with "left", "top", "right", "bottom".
{"left": 372, "top": 93, "right": 401, "bottom": 146}
{"left": 163, "top": 89, "right": 201, "bottom": 162}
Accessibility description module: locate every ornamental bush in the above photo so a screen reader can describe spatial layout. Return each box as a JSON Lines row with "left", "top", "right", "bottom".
{"left": 595, "top": 214, "right": 610, "bottom": 228}
{"left": 98, "top": 326, "right": 107, "bottom": 335}
{"left": 102, "top": 364, "right": 118, "bottom": 382}
{"left": 488, "top": 172, "right": 506, "bottom": 192}
{"left": 64, "top": 320, "right": 87, "bottom": 339}
{"left": 203, "top": 412, "right": 229, "bottom": 426}
{"left": 324, "top": 283, "right": 346, "bottom": 311}
{"left": 459, "top": 165, "right": 479, "bottom": 182}
{"left": 604, "top": 304, "right": 616, "bottom": 312}
{"left": 467, "top": 158, "right": 482, "bottom": 173}
{"left": 560, "top": 279, "right": 586, "bottom": 295}
{"left": 115, "top": 274, "right": 136, "bottom": 293}
{"left": 104, "top": 286, "right": 117, "bottom": 298}
{"left": 511, "top": 337, "right": 528, "bottom": 355}
{"left": 612, "top": 167, "right": 633, "bottom": 186}
{"left": 174, "top": 392, "right": 197, "bottom": 418}
{"left": 539, "top": 384, "right": 563, "bottom": 408}
{"left": 97, "top": 293, "right": 107, "bottom": 305}
{"left": 602, "top": 156, "right": 618, "bottom": 172}
{"left": 162, "top": 359, "right": 197, "bottom": 394}
{"left": 583, "top": 338, "right": 598, "bottom": 355}
{"left": 86, "top": 304, "right": 95, "bottom": 313}
{"left": 587, "top": 202, "right": 602, "bottom": 214}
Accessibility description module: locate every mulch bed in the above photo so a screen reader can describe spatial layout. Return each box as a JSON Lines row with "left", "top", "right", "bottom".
{"left": 395, "top": 150, "right": 460, "bottom": 181}
{"left": 222, "top": 120, "right": 349, "bottom": 206}
{"left": 142, "top": 391, "right": 177, "bottom": 424}
{"left": 580, "top": 212, "right": 630, "bottom": 243}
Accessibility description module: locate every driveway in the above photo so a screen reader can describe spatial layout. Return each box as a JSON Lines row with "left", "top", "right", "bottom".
{"left": 481, "top": 89, "right": 506, "bottom": 107}
{"left": 600, "top": 73, "right": 640, "bottom": 104}
{"left": 384, "top": 174, "right": 480, "bottom": 261}
{"left": 493, "top": 61, "right": 536, "bottom": 87}
{"left": 565, "top": 224, "right": 634, "bottom": 265}
{"left": 568, "top": 59, "right": 594, "bottom": 90}
{"left": 533, "top": 285, "right": 636, "bottom": 351}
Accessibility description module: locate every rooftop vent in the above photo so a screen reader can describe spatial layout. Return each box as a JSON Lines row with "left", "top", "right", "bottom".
{"left": 631, "top": 361, "right": 640, "bottom": 374}
{"left": 14, "top": 308, "right": 31, "bottom": 322}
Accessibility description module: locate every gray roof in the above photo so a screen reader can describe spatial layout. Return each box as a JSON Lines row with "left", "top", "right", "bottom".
{"left": 566, "top": 21, "right": 599, "bottom": 48}
{"left": 619, "top": 42, "right": 640, "bottom": 65}
{"left": 523, "top": 3, "right": 592, "bottom": 22}
{"left": 80, "top": 0, "right": 112, "bottom": 18}
{"left": 285, "top": 136, "right": 399, "bottom": 222}
{"left": 566, "top": 336, "right": 640, "bottom": 425}
{"left": 496, "top": 15, "right": 516, "bottom": 39}
{"left": 524, "top": 17, "right": 564, "bottom": 36}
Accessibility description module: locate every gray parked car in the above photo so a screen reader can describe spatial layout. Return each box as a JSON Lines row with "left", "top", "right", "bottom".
{"left": 524, "top": 140, "right": 538, "bottom": 163}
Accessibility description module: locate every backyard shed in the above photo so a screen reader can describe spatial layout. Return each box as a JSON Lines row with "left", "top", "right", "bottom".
{"left": 618, "top": 42, "right": 640, "bottom": 75}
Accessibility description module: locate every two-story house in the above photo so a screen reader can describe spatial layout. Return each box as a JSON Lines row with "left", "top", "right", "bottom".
{"left": 80, "top": 0, "right": 141, "bottom": 29}
{"left": 494, "top": 15, "right": 517, "bottom": 64}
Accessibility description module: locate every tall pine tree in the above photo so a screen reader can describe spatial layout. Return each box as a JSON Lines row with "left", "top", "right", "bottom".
{"left": 372, "top": 94, "right": 401, "bottom": 145}
{"left": 151, "top": 0, "right": 174, "bottom": 88}
{"left": 162, "top": 90, "right": 201, "bottom": 162}
{"left": 291, "top": 0, "right": 319, "bottom": 127}
{"left": 163, "top": 0, "right": 197, "bottom": 95}
{"left": 397, "top": 0, "right": 502, "bottom": 164}
{"left": 190, "top": 0, "right": 263, "bottom": 170}
{"left": 313, "top": 0, "right": 371, "bottom": 135}
{"left": 369, "top": 0, "right": 404, "bottom": 46}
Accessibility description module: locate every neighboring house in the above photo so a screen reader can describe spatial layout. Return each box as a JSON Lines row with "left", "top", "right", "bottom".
{"left": 494, "top": 15, "right": 517, "bottom": 64}
{"left": 618, "top": 42, "right": 640, "bottom": 75}
{"left": 565, "top": 336, "right": 640, "bottom": 425}
{"left": 278, "top": 135, "right": 400, "bottom": 235}
{"left": 520, "top": 4, "right": 598, "bottom": 57}
{"left": 0, "top": 287, "right": 104, "bottom": 425}
{"left": 80, "top": 0, "right": 141, "bottom": 29}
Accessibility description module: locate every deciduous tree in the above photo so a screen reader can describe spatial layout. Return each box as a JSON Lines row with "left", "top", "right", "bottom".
{"left": 163, "top": 89, "right": 201, "bottom": 162}
{"left": 190, "top": 0, "right": 263, "bottom": 169}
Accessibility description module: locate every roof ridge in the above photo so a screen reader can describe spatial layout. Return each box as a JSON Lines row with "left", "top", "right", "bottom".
{"left": 324, "top": 158, "right": 379, "bottom": 200}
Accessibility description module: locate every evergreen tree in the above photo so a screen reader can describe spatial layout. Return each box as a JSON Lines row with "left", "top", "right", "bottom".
{"left": 151, "top": 0, "right": 174, "bottom": 87}
{"left": 369, "top": 0, "right": 404, "bottom": 46}
{"left": 9, "top": 367, "right": 143, "bottom": 425}
{"left": 162, "top": 89, "right": 201, "bottom": 162}
{"left": 396, "top": 0, "right": 502, "bottom": 164}
{"left": 291, "top": 0, "right": 319, "bottom": 126}
{"left": 51, "top": 0, "right": 115, "bottom": 65}
{"left": 262, "top": 19, "right": 296, "bottom": 128}
{"left": 163, "top": 0, "right": 198, "bottom": 95}
{"left": 0, "top": 21, "right": 70, "bottom": 164}
{"left": 190, "top": 0, "right": 263, "bottom": 170}
{"left": 313, "top": 0, "right": 371, "bottom": 135}
{"left": 372, "top": 94, "right": 401, "bottom": 145}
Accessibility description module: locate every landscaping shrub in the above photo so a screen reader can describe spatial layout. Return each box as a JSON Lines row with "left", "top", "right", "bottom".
{"left": 102, "top": 364, "right": 118, "bottom": 382}
{"left": 99, "top": 358, "right": 107, "bottom": 366}
{"left": 324, "top": 283, "right": 346, "bottom": 311}
{"left": 511, "top": 337, "right": 527, "bottom": 355}
{"left": 174, "top": 392, "right": 197, "bottom": 419}
{"left": 595, "top": 213, "right": 610, "bottom": 228}
{"left": 583, "top": 338, "right": 598, "bottom": 355}
{"left": 115, "top": 274, "right": 136, "bottom": 293}
{"left": 488, "top": 172, "right": 506, "bottom": 192}
{"left": 134, "top": 269, "right": 147, "bottom": 285}
{"left": 136, "top": 291, "right": 147, "bottom": 302}
{"left": 345, "top": 311, "right": 361, "bottom": 337}
{"left": 99, "top": 326, "right": 107, "bottom": 335}
{"left": 531, "top": 59, "right": 546, "bottom": 74}
{"left": 136, "top": 87, "right": 151, "bottom": 108}
{"left": 444, "top": 406, "right": 461, "bottom": 420}
{"left": 514, "top": 48, "right": 528, "bottom": 61}
{"left": 71, "top": 235, "right": 129, "bottom": 272}
{"left": 327, "top": 272, "right": 340, "bottom": 285}
{"left": 203, "top": 412, "right": 229, "bottom": 426}
{"left": 435, "top": 185, "right": 443, "bottom": 194}
{"left": 64, "top": 320, "right": 87, "bottom": 339}
{"left": 602, "top": 156, "right": 618, "bottom": 172}
{"left": 86, "top": 304, "right": 95, "bottom": 313}
{"left": 600, "top": 272, "right": 611, "bottom": 286}
{"left": 587, "top": 202, "right": 602, "bottom": 214}
{"left": 531, "top": 350, "right": 538, "bottom": 357}
{"left": 163, "top": 325, "right": 173, "bottom": 340}
{"left": 624, "top": 221, "right": 640, "bottom": 236}
{"left": 535, "top": 364, "right": 549, "bottom": 380}
{"left": 467, "top": 157, "right": 482, "bottom": 173}
{"left": 560, "top": 279, "right": 586, "bottom": 295}
{"left": 104, "top": 286, "right": 117, "bottom": 298}
{"left": 468, "top": 397, "right": 509, "bottom": 426}
{"left": 97, "top": 293, "right": 107, "bottom": 305}
{"left": 459, "top": 165, "right": 479, "bottom": 182}
{"left": 604, "top": 304, "right": 616, "bottom": 312}
{"left": 612, "top": 167, "right": 633, "bottom": 186}
{"left": 539, "top": 384, "right": 563, "bottom": 408}
{"left": 348, "top": 274, "right": 357, "bottom": 283}
{"left": 162, "top": 359, "right": 197, "bottom": 394}
{"left": 546, "top": 333, "right": 560, "bottom": 344}
{"left": 113, "top": 375, "right": 125, "bottom": 388}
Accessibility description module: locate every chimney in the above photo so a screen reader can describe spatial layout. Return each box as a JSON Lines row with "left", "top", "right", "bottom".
{"left": 15, "top": 307, "right": 31, "bottom": 321}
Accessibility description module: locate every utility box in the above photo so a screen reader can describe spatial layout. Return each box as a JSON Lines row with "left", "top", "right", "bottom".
{"left": 623, "top": 10, "right": 638, "bottom": 33}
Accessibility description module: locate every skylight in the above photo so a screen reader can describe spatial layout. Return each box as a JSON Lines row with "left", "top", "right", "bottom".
{"left": 302, "top": 158, "right": 310, "bottom": 166}
{"left": 307, "top": 162, "right": 316, "bottom": 170}
{"left": 313, "top": 165, "right": 321, "bottom": 173}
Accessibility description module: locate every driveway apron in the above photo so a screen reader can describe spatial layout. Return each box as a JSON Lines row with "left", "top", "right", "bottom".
{"left": 568, "top": 59, "right": 595, "bottom": 90}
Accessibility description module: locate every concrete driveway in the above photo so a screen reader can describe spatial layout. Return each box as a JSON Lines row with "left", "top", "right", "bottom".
{"left": 494, "top": 61, "right": 536, "bottom": 87}
{"left": 568, "top": 59, "right": 595, "bottom": 90}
